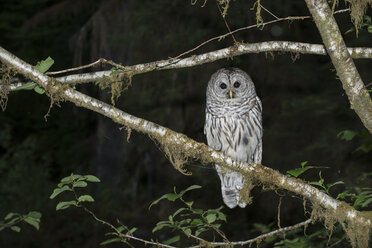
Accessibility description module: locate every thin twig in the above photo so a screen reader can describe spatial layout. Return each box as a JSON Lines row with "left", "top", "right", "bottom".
{"left": 259, "top": 3, "right": 280, "bottom": 20}
{"left": 45, "top": 58, "right": 126, "bottom": 76}
{"left": 74, "top": 195, "right": 176, "bottom": 248}
{"left": 328, "top": 235, "right": 347, "bottom": 248}
{"left": 172, "top": 8, "right": 349, "bottom": 59}
{"left": 71, "top": 188, "right": 174, "bottom": 248}
{"left": 215, "top": 0, "right": 237, "bottom": 44}
{"left": 192, "top": 219, "right": 312, "bottom": 247}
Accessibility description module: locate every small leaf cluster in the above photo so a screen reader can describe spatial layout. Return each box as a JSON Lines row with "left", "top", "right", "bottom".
{"left": 16, "top": 57, "right": 54, "bottom": 94}
{"left": 150, "top": 185, "right": 227, "bottom": 245}
{"left": 50, "top": 173, "right": 100, "bottom": 210}
{"left": 0, "top": 211, "right": 42, "bottom": 232}
{"left": 287, "top": 161, "right": 344, "bottom": 193}
{"left": 100, "top": 226, "right": 138, "bottom": 246}
{"left": 338, "top": 129, "right": 372, "bottom": 153}
{"left": 337, "top": 186, "right": 372, "bottom": 210}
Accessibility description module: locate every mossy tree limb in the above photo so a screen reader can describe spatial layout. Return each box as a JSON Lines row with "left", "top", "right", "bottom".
{"left": 304, "top": 0, "right": 372, "bottom": 135}
{"left": 0, "top": 46, "right": 370, "bottom": 247}
{"left": 53, "top": 41, "right": 372, "bottom": 84}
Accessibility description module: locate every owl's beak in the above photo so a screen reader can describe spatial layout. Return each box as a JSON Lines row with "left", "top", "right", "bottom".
{"left": 228, "top": 90, "right": 234, "bottom": 99}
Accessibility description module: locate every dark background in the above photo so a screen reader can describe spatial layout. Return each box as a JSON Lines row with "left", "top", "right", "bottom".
{"left": 0, "top": 0, "right": 371, "bottom": 247}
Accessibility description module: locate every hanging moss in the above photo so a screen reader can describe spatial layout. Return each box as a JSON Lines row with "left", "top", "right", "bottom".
{"left": 311, "top": 201, "right": 371, "bottom": 248}
{"left": 344, "top": 0, "right": 372, "bottom": 33}
{"left": 0, "top": 65, "right": 14, "bottom": 111}
{"left": 97, "top": 70, "right": 133, "bottom": 106}
{"left": 239, "top": 175, "right": 255, "bottom": 205}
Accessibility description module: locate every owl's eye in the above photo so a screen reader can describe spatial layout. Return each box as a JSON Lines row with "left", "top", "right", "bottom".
{"left": 233, "top": 82, "right": 240, "bottom": 88}
{"left": 220, "top": 83, "right": 227, "bottom": 89}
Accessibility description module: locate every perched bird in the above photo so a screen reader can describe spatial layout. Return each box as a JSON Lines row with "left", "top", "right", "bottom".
{"left": 204, "top": 68, "right": 263, "bottom": 208}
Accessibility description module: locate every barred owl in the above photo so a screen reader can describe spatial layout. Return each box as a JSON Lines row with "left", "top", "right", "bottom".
{"left": 204, "top": 68, "right": 263, "bottom": 208}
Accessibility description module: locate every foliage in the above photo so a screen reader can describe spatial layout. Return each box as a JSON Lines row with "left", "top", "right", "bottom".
{"left": 15, "top": 56, "right": 54, "bottom": 94}
{"left": 0, "top": 211, "right": 41, "bottom": 233}
{"left": 50, "top": 173, "right": 100, "bottom": 210}
{"left": 150, "top": 185, "right": 227, "bottom": 245}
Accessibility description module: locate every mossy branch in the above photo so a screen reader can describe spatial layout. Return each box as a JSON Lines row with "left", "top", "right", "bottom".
{"left": 50, "top": 42, "right": 372, "bottom": 85}
{"left": 304, "top": 0, "right": 372, "bottom": 135}
{"left": 0, "top": 45, "right": 371, "bottom": 247}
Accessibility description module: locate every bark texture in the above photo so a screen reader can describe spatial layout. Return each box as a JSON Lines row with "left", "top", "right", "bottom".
{"left": 305, "top": 0, "right": 372, "bottom": 134}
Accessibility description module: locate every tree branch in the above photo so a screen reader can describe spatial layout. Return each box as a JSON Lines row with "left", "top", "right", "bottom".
{"left": 53, "top": 42, "right": 372, "bottom": 85}
{"left": 192, "top": 219, "right": 312, "bottom": 247}
{"left": 0, "top": 46, "right": 371, "bottom": 244}
{"left": 304, "top": 0, "right": 372, "bottom": 134}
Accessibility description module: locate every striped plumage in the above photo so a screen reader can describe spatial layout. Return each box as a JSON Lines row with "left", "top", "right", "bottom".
{"left": 204, "top": 68, "right": 263, "bottom": 208}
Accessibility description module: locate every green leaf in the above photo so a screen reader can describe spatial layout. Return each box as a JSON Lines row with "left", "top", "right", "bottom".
{"left": 192, "top": 209, "right": 203, "bottom": 215}
{"left": 34, "top": 86, "right": 45, "bottom": 94}
{"left": 56, "top": 200, "right": 77, "bottom": 210}
{"left": 166, "top": 193, "right": 180, "bottom": 201}
{"left": 195, "top": 227, "right": 207, "bottom": 237}
{"left": 185, "top": 201, "right": 193, "bottom": 208}
{"left": 149, "top": 193, "right": 179, "bottom": 209}
{"left": 287, "top": 167, "right": 312, "bottom": 178}
{"left": 27, "top": 211, "right": 42, "bottom": 219}
{"left": 206, "top": 213, "right": 216, "bottom": 223}
{"left": 300, "top": 161, "right": 308, "bottom": 167}
{"left": 217, "top": 212, "right": 227, "bottom": 222}
{"left": 35, "top": 57, "right": 54, "bottom": 73}
{"left": 73, "top": 181, "right": 88, "bottom": 188}
{"left": 179, "top": 185, "right": 202, "bottom": 196}
{"left": 84, "top": 175, "right": 101, "bottom": 182}
{"left": 4, "top": 212, "right": 16, "bottom": 220}
{"left": 100, "top": 237, "right": 122, "bottom": 245}
{"left": 16, "top": 82, "right": 37, "bottom": 91}
{"left": 6, "top": 217, "right": 20, "bottom": 225}
{"left": 190, "top": 219, "right": 203, "bottom": 226}
{"left": 337, "top": 130, "right": 358, "bottom": 141}
{"left": 50, "top": 185, "right": 71, "bottom": 199}
{"left": 163, "top": 235, "right": 180, "bottom": 245}
{"left": 287, "top": 166, "right": 328, "bottom": 178}
{"left": 24, "top": 217, "right": 40, "bottom": 230}
{"left": 128, "top": 227, "right": 137, "bottom": 234}
{"left": 152, "top": 221, "right": 171, "bottom": 233}
{"left": 61, "top": 174, "right": 83, "bottom": 183}
{"left": 78, "top": 195, "right": 94, "bottom": 202}
{"left": 172, "top": 208, "right": 187, "bottom": 218}
{"left": 183, "top": 228, "right": 192, "bottom": 236}
{"left": 309, "top": 181, "right": 324, "bottom": 187}
{"left": 326, "top": 181, "right": 344, "bottom": 190}
{"left": 361, "top": 197, "right": 372, "bottom": 208}
{"left": 10, "top": 226, "right": 21, "bottom": 232}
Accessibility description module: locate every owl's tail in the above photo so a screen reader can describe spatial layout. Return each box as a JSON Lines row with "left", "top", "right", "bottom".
{"left": 216, "top": 165, "right": 247, "bottom": 209}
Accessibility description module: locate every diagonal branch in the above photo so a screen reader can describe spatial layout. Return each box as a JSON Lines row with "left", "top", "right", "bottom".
{"left": 304, "top": 0, "right": 372, "bottom": 134}
{"left": 0, "top": 45, "right": 371, "bottom": 243}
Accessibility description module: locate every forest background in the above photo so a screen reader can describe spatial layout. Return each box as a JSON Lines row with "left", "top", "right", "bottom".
{"left": 0, "top": 0, "right": 371, "bottom": 247}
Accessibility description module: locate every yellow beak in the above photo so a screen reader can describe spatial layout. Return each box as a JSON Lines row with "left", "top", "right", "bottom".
{"left": 229, "top": 90, "right": 233, "bottom": 99}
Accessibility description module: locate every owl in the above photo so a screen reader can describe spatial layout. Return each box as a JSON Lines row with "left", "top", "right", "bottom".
{"left": 204, "top": 68, "right": 263, "bottom": 208}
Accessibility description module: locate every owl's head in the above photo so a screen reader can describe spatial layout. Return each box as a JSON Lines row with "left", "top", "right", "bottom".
{"left": 207, "top": 68, "right": 256, "bottom": 101}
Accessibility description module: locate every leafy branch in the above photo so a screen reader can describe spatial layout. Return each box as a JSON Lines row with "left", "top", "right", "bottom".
{"left": 150, "top": 185, "right": 229, "bottom": 246}
{"left": 0, "top": 211, "right": 42, "bottom": 233}
{"left": 50, "top": 173, "right": 176, "bottom": 248}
